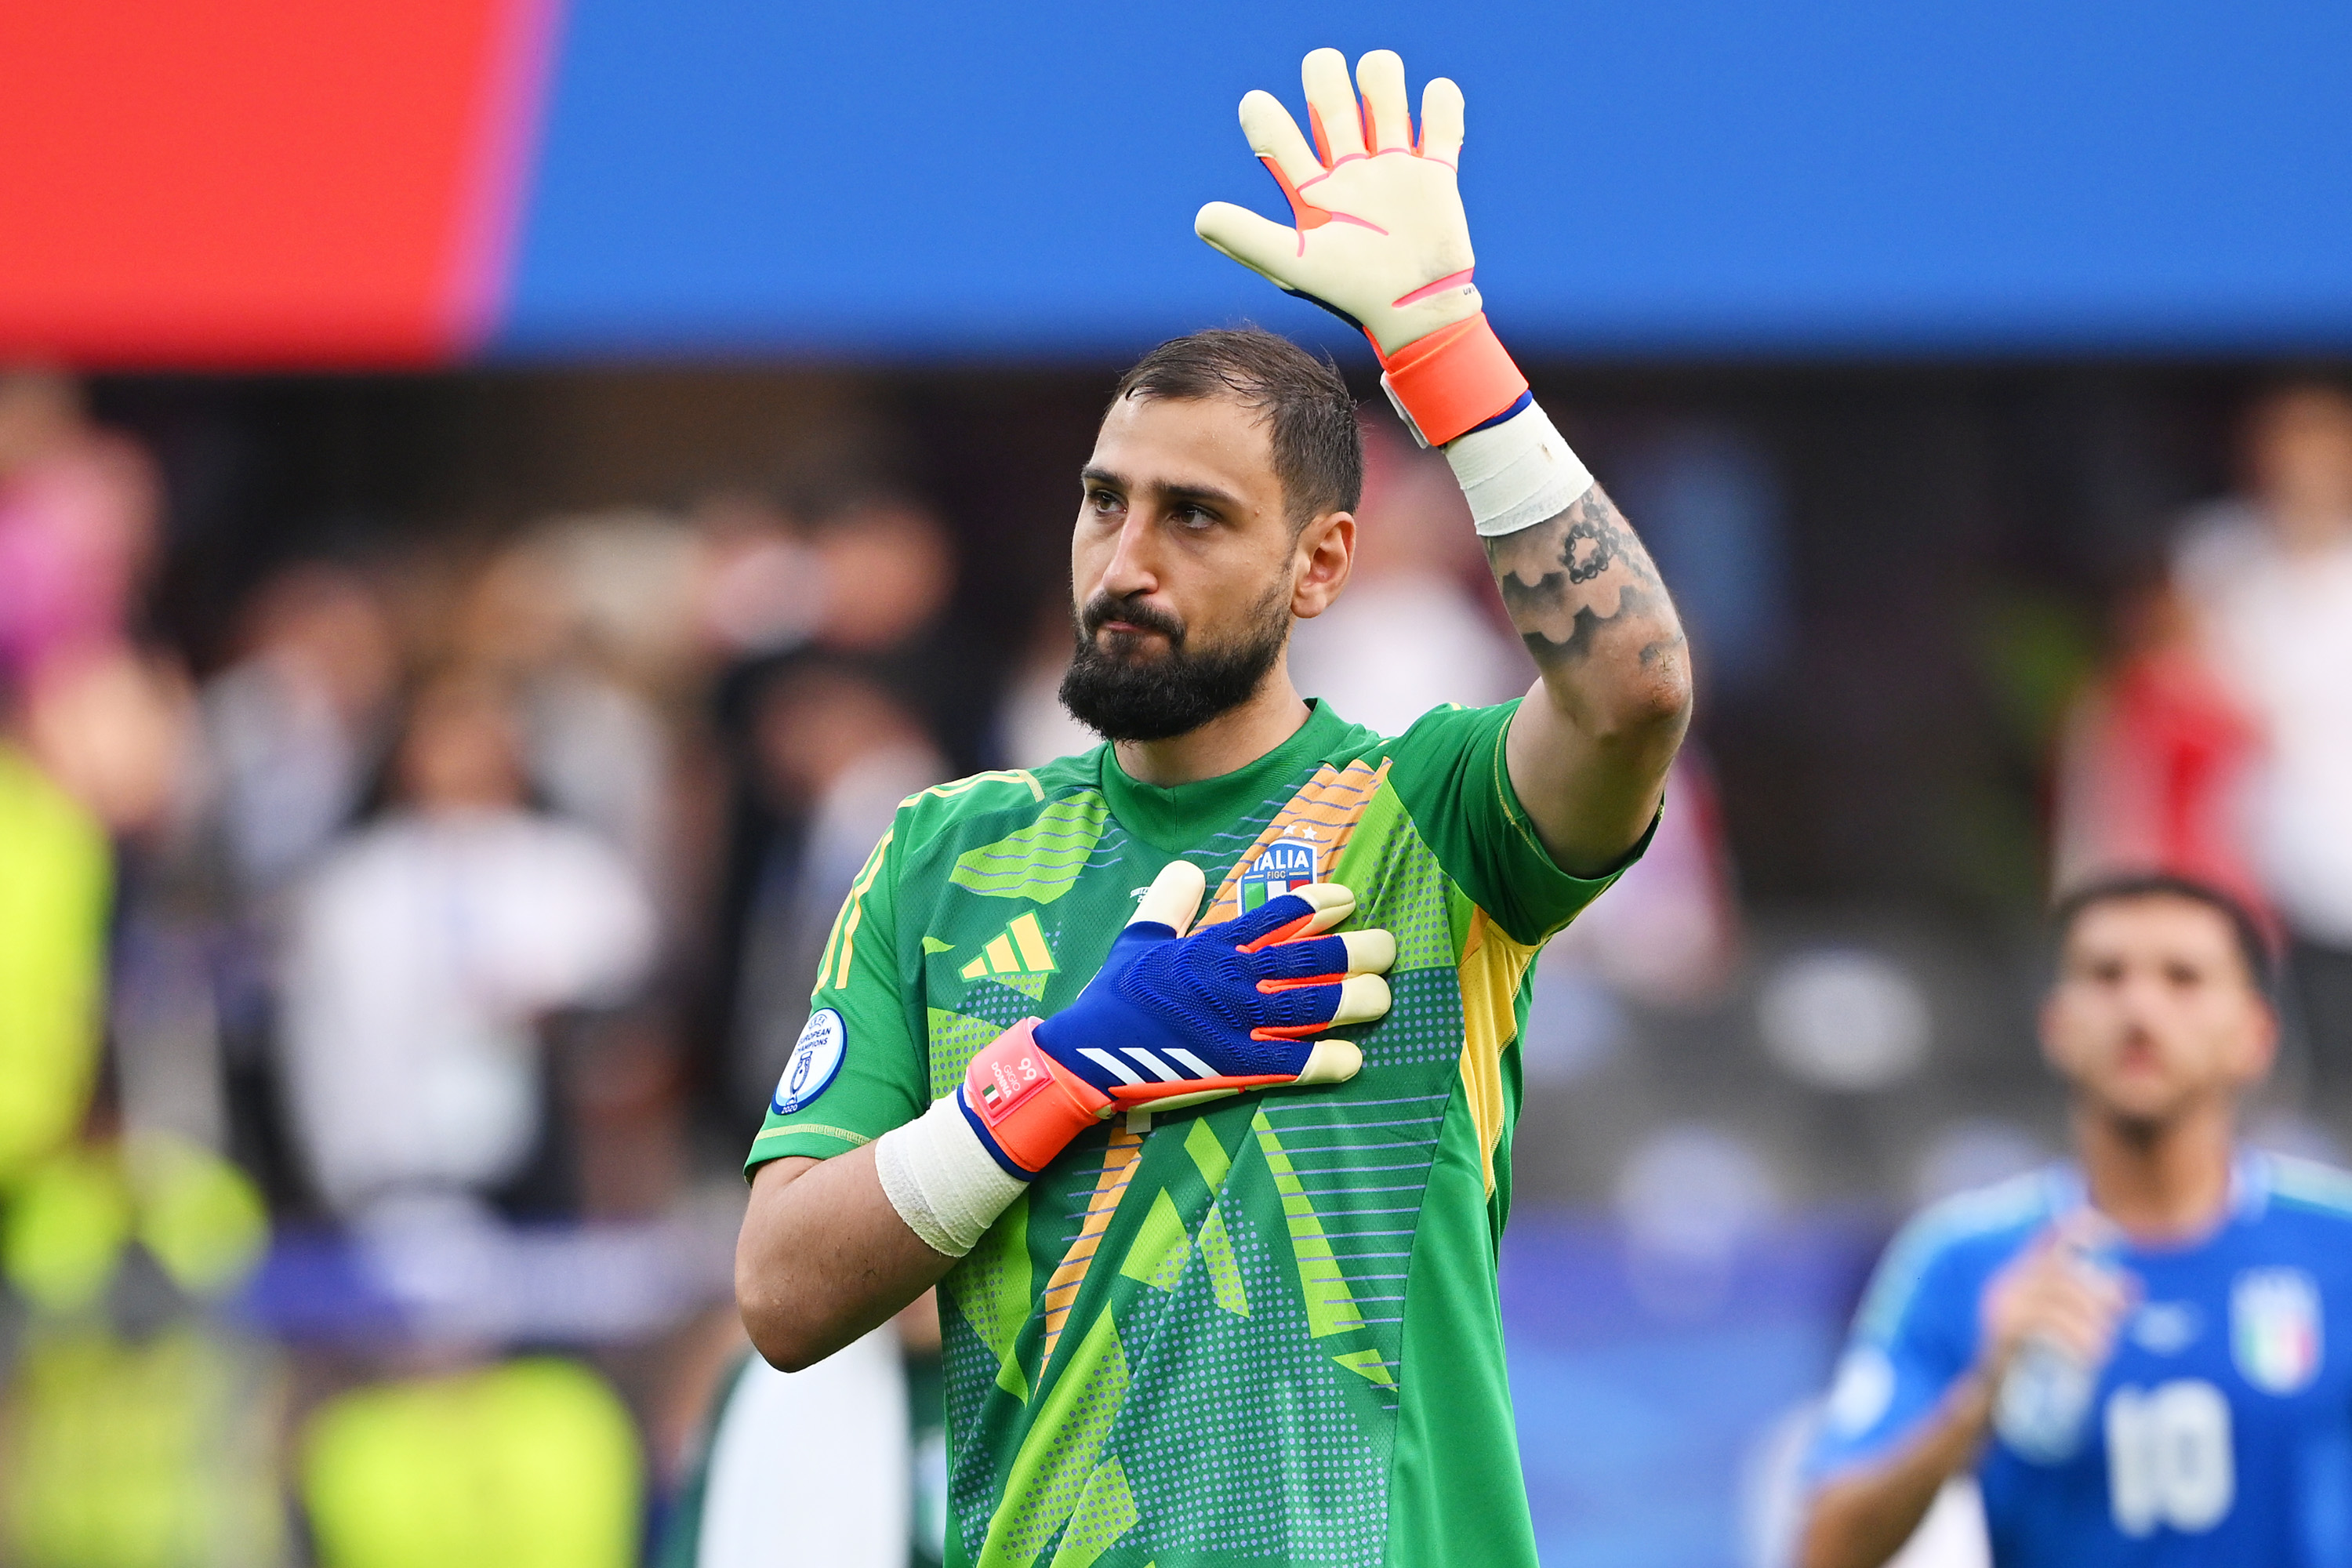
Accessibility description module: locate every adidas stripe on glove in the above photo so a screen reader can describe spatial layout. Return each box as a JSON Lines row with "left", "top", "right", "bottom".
{"left": 874, "top": 860, "right": 1394, "bottom": 1256}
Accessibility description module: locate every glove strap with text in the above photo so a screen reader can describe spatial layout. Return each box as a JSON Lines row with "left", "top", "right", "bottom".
{"left": 956, "top": 1018, "right": 1115, "bottom": 1177}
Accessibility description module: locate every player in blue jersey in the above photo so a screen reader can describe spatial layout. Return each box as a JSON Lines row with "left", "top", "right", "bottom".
{"left": 1800, "top": 872, "right": 2352, "bottom": 1567}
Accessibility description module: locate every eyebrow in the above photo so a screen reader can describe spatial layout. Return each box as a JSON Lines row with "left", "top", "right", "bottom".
{"left": 1080, "top": 466, "right": 1243, "bottom": 513}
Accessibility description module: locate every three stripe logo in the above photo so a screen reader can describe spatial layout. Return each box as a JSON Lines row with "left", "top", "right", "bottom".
{"left": 1074, "top": 1044, "right": 1218, "bottom": 1088}
{"left": 959, "top": 912, "right": 1057, "bottom": 981}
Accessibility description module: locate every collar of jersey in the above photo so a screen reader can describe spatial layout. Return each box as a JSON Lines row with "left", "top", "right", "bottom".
{"left": 1097, "top": 699, "right": 1352, "bottom": 855}
{"left": 2045, "top": 1151, "right": 2274, "bottom": 1253}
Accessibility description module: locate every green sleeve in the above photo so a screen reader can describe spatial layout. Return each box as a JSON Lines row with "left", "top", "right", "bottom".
{"left": 1383, "top": 700, "right": 1657, "bottom": 947}
{"left": 743, "top": 818, "right": 929, "bottom": 1174}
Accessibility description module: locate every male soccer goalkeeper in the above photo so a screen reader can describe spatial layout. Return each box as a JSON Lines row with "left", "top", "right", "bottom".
{"left": 735, "top": 49, "right": 1690, "bottom": 1567}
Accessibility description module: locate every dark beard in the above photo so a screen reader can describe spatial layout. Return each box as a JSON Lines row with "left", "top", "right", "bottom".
{"left": 1058, "top": 580, "right": 1290, "bottom": 743}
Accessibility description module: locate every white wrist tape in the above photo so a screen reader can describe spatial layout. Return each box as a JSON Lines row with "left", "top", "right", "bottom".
{"left": 873, "top": 1092, "right": 1026, "bottom": 1258}
{"left": 1445, "top": 400, "right": 1595, "bottom": 537}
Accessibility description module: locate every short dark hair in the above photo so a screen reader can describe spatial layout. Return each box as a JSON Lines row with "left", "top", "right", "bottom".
{"left": 2050, "top": 873, "right": 2274, "bottom": 993}
{"left": 1110, "top": 327, "right": 1362, "bottom": 529}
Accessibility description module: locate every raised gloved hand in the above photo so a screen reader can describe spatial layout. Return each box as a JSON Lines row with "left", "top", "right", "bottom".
{"left": 960, "top": 858, "right": 1395, "bottom": 1176}
{"left": 1196, "top": 48, "right": 1529, "bottom": 448}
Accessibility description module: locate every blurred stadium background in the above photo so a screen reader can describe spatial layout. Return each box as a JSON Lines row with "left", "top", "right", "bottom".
{"left": 4, "top": 2, "right": 2351, "bottom": 1564}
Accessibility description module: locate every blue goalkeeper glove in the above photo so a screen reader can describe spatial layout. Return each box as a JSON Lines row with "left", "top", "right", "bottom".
{"left": 958, "top": 860, "right": 1394, "bottom": 1176}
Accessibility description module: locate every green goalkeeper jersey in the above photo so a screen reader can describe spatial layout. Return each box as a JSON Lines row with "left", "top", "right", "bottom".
{"left": 746, "top": 699, "right": 1644, "bottom": 1568}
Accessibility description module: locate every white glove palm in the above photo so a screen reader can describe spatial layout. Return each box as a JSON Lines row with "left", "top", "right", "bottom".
{"left": 1196, "top": 49, "right": 1478, "bottom": 360}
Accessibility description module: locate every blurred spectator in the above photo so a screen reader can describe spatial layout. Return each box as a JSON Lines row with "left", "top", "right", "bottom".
{"left": 0, "top": 745, "right": 111, "bottom": 1185}
{"left": 1288, "top": 416, "right": 1522, "bottom": 735}
{"left": 454, "top": 526, "right": 681, "bottom": 896}
{"left": 709, "top": 496, "right": 957, "bottom": 1116}
{"left": 195, "top": 564, "right": 400, "bottom": 898}
{"left": 733, "top": 664, "right": 944, "bottom": 1110}
{"left": 448, "top": 524, "right": 706, "bottom": 1214}
{"left": 158, "top": 564, "right": 401, "bottom": 1181}
{"left": 805, "top": 498, "right": 955, "bottom": 660}
{"left": 16, "top": 646, "right": 193, "bottom": 840}
{"left": 0, "top": 376, "right": 188, "bottom": 1203}
{"left": 0, "top": 369, "right": 160, "bottom": 688}
{"left": 690, "top": 489, "right": 826, "bottom": 664}
{"left": 797, "top": 495, "right": 966, "bottom": 769}
{"left": 520, "top": 510, "right": 708, "bottom": 696}
{"left": 2050, "top": 573, "right": 2265, "bottom": 920}
{"left": 278, "top": 674, "right": 656, "bottom": 1221}
{"left": 0, "top": 368, "right": 187, "bottom": 842}
{"left": 710, "top": 492, "right": 958, "bottom": 740}
{"left": 2171, "top": 383, "right": 2352, "bottom": 1084}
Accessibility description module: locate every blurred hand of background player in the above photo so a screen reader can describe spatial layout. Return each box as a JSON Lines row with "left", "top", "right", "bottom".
{"left": 1976, "top": 1216, "right": 2137, "bottom": 1382}
{"left": 1196, "top": 48, "right": 1478, "bottom": 359}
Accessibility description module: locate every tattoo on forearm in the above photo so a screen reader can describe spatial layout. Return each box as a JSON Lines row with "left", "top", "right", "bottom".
{"left": 1560, "top": 501, "right": 1663, "bottom": 590}
{"left": 1512, "top": 583, "right": 1661, "bottom": 664}
{"left": 1483, "top": 485, "right": 1684, "bottom": 672}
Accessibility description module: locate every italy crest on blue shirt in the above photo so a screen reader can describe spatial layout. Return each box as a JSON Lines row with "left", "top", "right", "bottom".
{"left": 2232, "top": 1266, "right": 2323, "bottom": 1394}
{"left": 1240, "top": 837, "right": 1318, "bottom": 911}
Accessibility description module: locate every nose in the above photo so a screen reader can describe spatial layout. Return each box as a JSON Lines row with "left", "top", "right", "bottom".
{"left": 1096, "top": 510, "right": 1160, "bottom": 604}
{"left": 2109, "top": 971, "right": 2176, "bottom": 1036}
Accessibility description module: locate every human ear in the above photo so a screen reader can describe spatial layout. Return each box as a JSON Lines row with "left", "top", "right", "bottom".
{"left": 2230, "top": 994, "right": 2280, "bottom": 1087}
{"left": 1290, "top": 511, "right": 1356, "bottom": 620}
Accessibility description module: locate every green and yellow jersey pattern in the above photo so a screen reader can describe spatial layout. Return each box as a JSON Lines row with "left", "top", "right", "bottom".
{"left": 746, "top": 700, "right": 1645, "bottom": 1568}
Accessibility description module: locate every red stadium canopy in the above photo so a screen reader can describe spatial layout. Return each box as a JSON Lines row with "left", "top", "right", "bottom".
{"left": 0, "top": 0, "right": 549, "bottom": 366}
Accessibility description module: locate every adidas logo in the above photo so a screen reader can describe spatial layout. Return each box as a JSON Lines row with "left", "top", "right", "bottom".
{"left": 960, "top": 913, "right": 1056, "bottom": 980}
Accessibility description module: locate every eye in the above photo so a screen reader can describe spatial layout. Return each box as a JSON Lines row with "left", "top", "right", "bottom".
{"left": 1174, "top": 503, "right": 1216, "bottom": 530}
{"left": 1087, "top": 488, "right": 1123, "bottom": 516}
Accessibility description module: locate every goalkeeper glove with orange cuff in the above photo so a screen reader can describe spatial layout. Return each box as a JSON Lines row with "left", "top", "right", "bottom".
{"left": 1196, "top": 48, "right": 1595, "bottom": 537}
{"left": 874, "top": 861, "right": 1394, "bottom": 1257}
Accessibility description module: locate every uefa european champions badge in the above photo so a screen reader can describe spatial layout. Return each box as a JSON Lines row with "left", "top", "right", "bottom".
{"left": 773, "top": 1008, "right": 847, "bottom": 1115}
{"left": 1240, "top": 837, "right": 1317, "bottom": 912}
{"left": 2232, "top": 1267, "right": 2322, "bottom": 1395}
